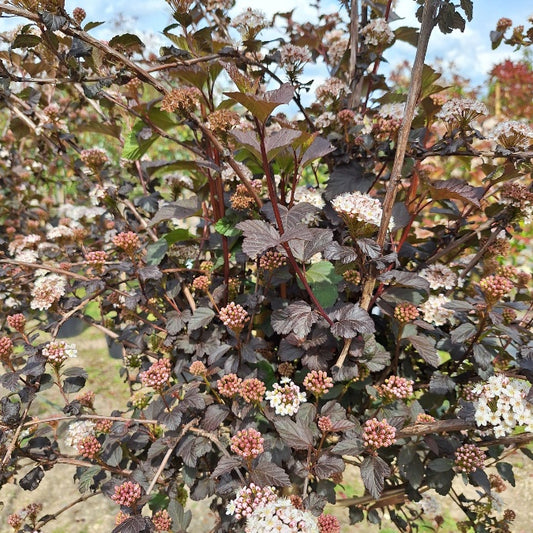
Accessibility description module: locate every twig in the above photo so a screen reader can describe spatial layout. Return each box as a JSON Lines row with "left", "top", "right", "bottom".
{"left": 36, "top": 492, "right": 99, "bottom": 528}
{"left": 347, "top": 0, "right": 360, "bottom": 109}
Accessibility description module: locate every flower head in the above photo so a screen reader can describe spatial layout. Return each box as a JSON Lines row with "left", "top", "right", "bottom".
{"left": 318, "top": 514, "right": 341, "bottom": 533}
{"left": 376, "top": 375, "right": 414, "bottom": 402}
{"left": 315, "top": 78, "right": 348, "bottom": 102}
{"left": 80, "top": 148, "right": 108, "bottom": 169}
{"left": 240, "top": 378, "right": 266, "bottom": 404}
{"left": 419, "top": 295, "right": 454, "bottom": 326}
{"left": 189, "top": 360, "right": 207, "bottom": 376}
{"left": 226, "top": 483, "right": 277, "bottom": 520}
{"left": 259, "top": 251, "right": 286, "bottom": 271}
{"left": 192, "top": 275, "right": 211, "bottom": 292}
{"left": 361, "top": 18, "right": 394, "bottom": 47}
{"left": 113, "top": 231, "right": 140, "bottom": 256}
{"left": 111, "top": 481, "right": 142, "bottom": 507}
{"left": 161, "top": 87, "right": 202, "bottom": 114}
{"left": 42, "top": 341, "right": 78, "bottom": 366}
{"left": 219, "top": 302, "right": 249, "bottom": 332}
{"left": 139, "top": 358, "right": 172, "bottom": 391}
{"left": 479, "top": 275, "right": 514, "bottom": 302}
{"left": 491, "top": 120, "right": 533, "bottom": 149}
{"left": 436, "top": 98, "right": 488, "bottom": 130}
{"left": 65, "top": 420, "right": 96, "bottom": 447}
{"left": 152, "top": 509, "right": 172, "bottom": 532}
{"left": 394, "top": 302, "right": 419, "bottom": 323}
{"left": 77, "top": 435, "right": 102, "bottom": 459}
{"left": 31, "top": 274, "right": 67, "bottom": 310}
{"left": 231, "top": 428, "right": 264, "bottom": 460}
{"left": 265, "top": 377, "right": 307, "bottom": 416}
{"left": 454, "top": 443, "right": 486, "bottom": 473}
{"left": 362, "top": 418, "right": 396, "bottom": 453}
{"left": 217, "top": 373, "right": 242, "bottom": 398}
{"left": 280, "top": 44, "right": 311, "bottom": 74}
{"left": 420, "top": 264, "right": 458, "bottom": 290}
{"left": 0, "top": 336, "right": 13, "bottom": 361}
{"left": 303, "top": 370, "right": 334, "bottom": 397}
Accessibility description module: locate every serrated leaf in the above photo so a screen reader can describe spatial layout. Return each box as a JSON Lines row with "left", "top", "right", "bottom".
{"left": 274, "top": 418, "right": 314, "bottom": 450}
{"left": 408, "top": 335, "right": 440, "bottom": 367}
{"left": 330, "top": 304, "right": 375, "bottom": 339}
{"left": 138, "top": 265, "right": 163, "bottom": 282}
{"left": 250, "top": 461, "right": 291, "bottom": 487}
{"left": 41, "top": 11, "right": 68, "bottom": 31}
{"left": 450, "top": 322, "right": 476, "bottom": 344}
{"left": 236, "top": 219, "right": 280, "bottom": 259}
{"left": 201, "top": 404, "right": 229, "bottom": 432}
{"left": 150, "top": 198, "right": 199, "bottom": 226}
{"left": 109, "top": 33, "right": 145, "bottom": 51}
{"left": 429, "top": 178, "right": 484, "bottom": 207}
{"left": 323, "top": 242, "right": 358, "bottom": 264}
{"left": 188, "top": 307, "right": 215, "bottom": 331}
{"left": 379, "top": 270, "right": 430, "bottom": 292}
{"left": 68, "top": 37, "right": 92, "bottom": 58}
{"left": 215, "top": 216, "right": 242, "bottom": 237}
{"left": 429, "top": 372, "right": 456, "bottom": 395}
{"left": 314, "top": 453, "right": 345, "bottom": 480}
{"left": 271, "top": 301, "right": 318, "bottom": 339}
{"left": 146, "top": 239, "right": 168, "bottom": 266}
{"left": 428, "top": 458, "right": 454, "bottom": 472}
{"left": 360, "top": 455, "right": 390, "bottom": 499}
{"left": 11, "top": 34, "right": 41, "bottom": 49}
{"left": 324, "top": 161, "right": 370, "bottom": 201}
{"left": 265, "top": 128, "right": 302, "bottom": 159}
{"left": 299, "top": 135, "right": 335, "bottom": 167}
{"left": 211, "top": 456, "right": 243, "bottom": 478}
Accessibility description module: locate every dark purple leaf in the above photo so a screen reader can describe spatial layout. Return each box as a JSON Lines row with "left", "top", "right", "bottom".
{"left": 232, "top": 129, "right": 260, "bottom": 153}
{"left": 187, "top": 307, "right": 215, "bottom": 331}
{"left": 408, "top": 335, "right": 439, "bottom": 367}
{"left": 355, "top": 238, "right": 381, "bottom": 259}
{"left": 271, "top": 301, "right": 318, "bottom": 339}
{"left": 265, "top": 128, "right": 302, "bottom": 157}
{"left": 324, "top": 161, "right": 370, "bottom": 200}
{"left": 323, "top": 242, "right": 358, "bottom": 264}
{"left": 330, "top": 304, "right": 375, "bottom": 338}
{"left": 429, "top": 178, "right": 484, "bottom": 207}
{"left": 211, "top": 456, "right": 243, "bottom": 478}
{"left": 167, "top": 311, "right": 184, "bottom": 335}
{"left": 250, "top": 461, "right": 291, "bottom": 487}
{"left": 313, "top": 452, "right": 345, "bottom": 479}
{"left": 0, "top": 371, "right": 21, "bottom": 391}
{"left": 299, "top": 136, "right": 335, "bottom": 167}
{"left": 450, "top": 322, "right": 476, "bottom": 344}
{"left": 138, "top": 265, "right": 163, "bottom": 282}
{"left": 112, "top": 516, "right": 152, "bottom": 533}
{"left": 429, "top": 372, "right": 456, "bottom": 395}
{"left": 274, "top": 418, "right": 314, "bottom": 450}
{"left": 201, "top": 404, "right": 229, "bottom": 432}
{"left": 496, "top": 462, "right": 515, "bottom": 487}
{"left": 149, "top": 197, "right": 199, "bottom": 226}
{"left": 265, "top": 83, "right": 295, "bottom": 104}
{"left": 19, "top": 466, "right": 44, "bottom": 491}
{"left": 379, "top": 270, "right": 430, "bottom": 292}
{"left": 360, "top": 455, "right": 390, "bottom": 499}
{"left": 236, "top": 220, "right": 280, "bottom": 259}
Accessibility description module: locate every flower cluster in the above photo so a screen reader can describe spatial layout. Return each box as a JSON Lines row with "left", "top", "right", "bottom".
{"left": 76, "top": 435, "right": 101, "bottom": 459}
{"left": 473, "top": 374, "right": 533, "bottom": 436}
{"left": 161, "top": 86, "right": 202, "bottom": 114}
{"left": 139, "top": 358, "right": 172, "bottom": 390}
{"left": 232, "top": 8, "right": 269, "bottom": 38}
{"left": 231, "top": 181, "right": 262, "bottom": 210}
{"left": 152, "top": 509, "right": 172, "bottom": 532}
{"left": 189, "top": 360, "right": 207, "bottom": 376}
{"left": 280, "top": 44, "right": 311, "bottom": 74}
{"left": 491, "top": 120, "right": 533, "bottom": 149}
{"left": 206, "top": 109, "right": 240, "bottom": 134}
{"left": 7, "top": 503, "right": 42, "bottom": 530}
{"left": 324, "top": 29, "right": 348, "bottom": 65}
{"left": 111, "top": 481, "right": 142, "bottom": 507}
{"left": 72, "top": 6, "right": 86, "bottom": 24}
{"left": 318, "top": 416, "right": 333, "bottom": 433}
{"left": 376, "top": 375, "right": 414, "bottom": 402}
{"left": 31, "top": 273, "right": 67, "bottom": 310}
{"left": 86, "top": 250, "right": 107, "bottom": 271}
{"left": 0, "top": 336, "right": 13, "bottom": 360}
{"left": 95, "top": 418, "right": 113, "bottom": 433}
{"left": 240, "top": 378, "right": 266, "bottom": 404}
{"left": 219, "top": 302, "right": 249, "bottom": 332}
{"left": 303, "top": 370, "right": 334, "bottom": 397}
{"left": 113, "top": 231, "right": 140, "bottom": 255}
{"left": 244, "top": 498, "right": 319, "bottom": 533}
{"left": 415, "top": 413, "right": 435, "bottom": 424}
{"left": 318, "top": 514, "right": 341, "bottom": 533}
{"left": 231, "top": 428, "right": 264, "bottom": 460}
{"left": 419, "top": 294, "right": 454, "bottom": 326}
{"left": 192, "top": 275, "right": 211, "bottom": 292}
{"left": 42, "top": 341, "right": 78, "bottom": 366}
{"left": 361, "top": 18, "right": 394, "bottom": 47}
{"left": 226, "top": 483, "right": 277, "bottom": 519}
{"left": 315, "top": 78, "right": 348, "bottom": 102}
{"left": 479, "top": 275, "right": 514, "bottom": 302}
{"left": 259, "top": 250, "right": 286, "bottom": 271}
{"left": 362, "top": 418, "right": 397, "bottom": 452}
{"left": 454, "top": 443, "right": 486, "bottom": 473}
{"left": 217, "top": 373, "right": 243, "bottom": 398}
{"left": 343, "top": 269, "right": 361, "bottom": 285}
{"left": 80, "top": 148, "right": 108, "bottom": 169}
{"left": 65, "top": 420, "right": 96, "bottom": 447}
{"left": 265, "top": 377, "right": 307, "bottom": 416}
{"left": 394, "top": 302, "right": 419, "bottom": 323}
{"left": 436, "top": 98, "right": 488, "bottom": 129}
{"left": 294, "top": 187, "right": 325, "bottom": 225}
{"left": 489, "top": 473, "right": 507, "bottom": 493}
{"left": 420, "top": 264, "right": 458, "bottom": 290}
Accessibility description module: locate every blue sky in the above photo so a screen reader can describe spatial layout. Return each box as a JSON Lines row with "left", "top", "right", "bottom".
{"left": 1, "top": 0, "right": 532, "bottom": 89}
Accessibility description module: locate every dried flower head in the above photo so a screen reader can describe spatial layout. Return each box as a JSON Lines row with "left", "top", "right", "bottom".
{"left": 80, "top": 148, "right": 109, "bottom": 169}
{"left": 161, "top": 86, "right": 202, "bottom": 114}
{"left": 277, "top": 362, "right": 295, "bottom": 377}
{"left": 265, "top": 377, "right": 307, "bottom": 416}
{"left": 139, "top": 358, "right": 172, "bottom": 391}
{"left": 206, "top": 109, "right": 240, "bottom": 134}
{"left": 111, "top": 481, "right": 142, "bottom": 507}
{"left": 496, "top": 17, "right": 513, "bottom": 31}
{"left": 231, "top": 428, "right": 264, "bottom": 460}
{"left": 240, "top": 378, "right": 266, "bottom": 404}
{"left": 363, "top": 418, "right": 397, "bottom": 453}
{"left": 489, "top": 473, "right": 507, "bottom": 493}
{"left": 491, "top": 120, "right": 533, "bottom": 149}
{"left": 303, "top": 370, "right": 334, "bottom": 397}
{"left": 219, "top": 302, "right": 249, "bottom": 332}
{"left": 217, "top": 373, "right": 243, "bottom": 398}
{"left": 454, "top": 443, "right": 486, "bottom": 473}
{"left": 189, "top": 360, "right": 207, "bottom": 376}
{"left": 436, "top": 98, "right": 488, "bottom": 130}
{"left": 343, "top": 269, "right": 361, "bottom": 285}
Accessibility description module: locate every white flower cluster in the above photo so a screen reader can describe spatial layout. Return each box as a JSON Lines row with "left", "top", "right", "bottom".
{"left": 314, "top": 112, "right": 336, "bottom": 130}
{"left": 64, "top": 420, "right": 95, "bottom": 447}
{"left": 419, "top": 294, "right": 454, "bottom": 326}
{"left": 473, "top": 374, "right": 533, "bottom": 437}
{"left": 436, "top": 98, "right": 488, "bottom": 125}
{"left": 361, "top": 18, "right": 394, "bottom": 47}
{"left": 491, "top": 120, "right": 533, "bottom": 149}
{"left": 324, "top": 29, "right": 348, "bottom": 64}
{"left": 279, "top": 44, "right": 311, "bottom": 72}
{"left": 315, "top": 78, "right": 348, "bottom": 102}
{"left": 378, "top": 103, "right": 405, "bottom": 119}
{"left": 245, "top": 498, "right": 319, "bottom": 533}
{"left": 46, "top": 224, "right": 75, "bottom": 241}
{"left": 57, "top": 204, "right": 105, "bottom": 221}
{"left": 420, "top": 264, "right": 458, "bottom": 290}
{"left": 232, "top": 8, "right": 269, "bottom": 34}
{"left": 15, "top": 249, "right": 38, "bottom": 263}
{"left": 331, "top": 191, "right": 384, "bottom": 227}
{"left": 294, "top": 187, "right": 325, "bottom": 225}
{"left": 265, "top": 377, "right": 306, "bottom": 416}
{"left": 30, "top": 274, "right": 67, "bottom": 310}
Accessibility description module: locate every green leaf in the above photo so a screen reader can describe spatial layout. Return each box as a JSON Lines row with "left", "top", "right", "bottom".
{"left": 11, "top": 34, "right": 41, "bottom": 49}
{"left": 146, "top": 239, "right": 168, "bottom": 266}
{"left": 109, "top": 33, "right": 145, "bottom": 51}
{"left": 164, "top": 228, "right": 195, "bottom": 244}
{"left": 304, "top": 261, "right": 341, "bottom": 285}
{"left": 394, "top": 26, "right": 419, "bottom": 47}
{"left": 215, "top": 216, "right": 241, "bottom": 237}
{"left": 84, "top": 21, "right": 105, "bottom": 31}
